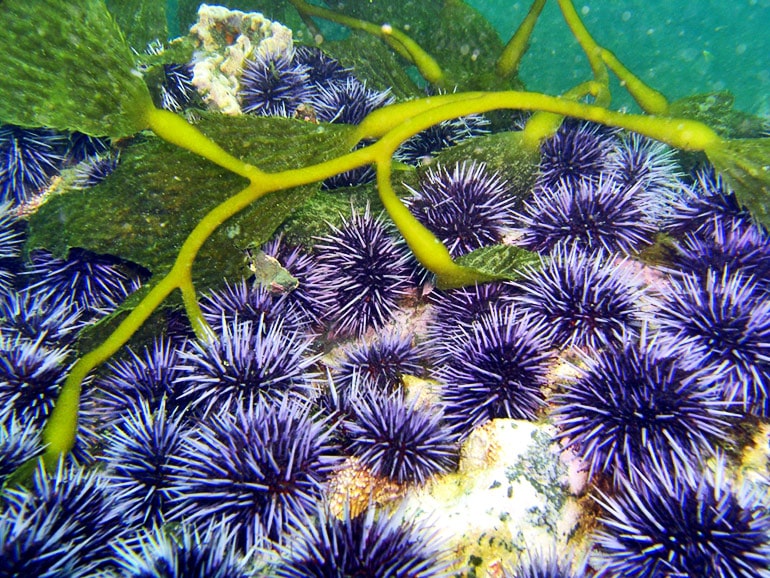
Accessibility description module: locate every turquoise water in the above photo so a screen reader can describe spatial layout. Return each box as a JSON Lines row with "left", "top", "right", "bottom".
{"left": 469, "top": 0, "right": 770, "bottom": 116}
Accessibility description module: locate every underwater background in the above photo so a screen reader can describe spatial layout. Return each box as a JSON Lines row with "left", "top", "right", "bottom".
{"left": 2, "top": 0, "right": 770, "bottom": 576}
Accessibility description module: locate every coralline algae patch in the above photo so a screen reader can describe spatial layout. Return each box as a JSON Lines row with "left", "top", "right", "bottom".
{"left": 189, "top": 4, "right": 294, "bottom": 115}
{"left": 402, "top": 419, "right": 585, "bottom": 576}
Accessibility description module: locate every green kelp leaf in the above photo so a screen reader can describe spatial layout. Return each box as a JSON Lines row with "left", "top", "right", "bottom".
{"left": 454, "top": 244, "right": 541, "bottom": 282}
{"left": 706, "top": 138, "right": 770, "bottom": 227}
{"left": 670, "top": 92, "right": 769, "bottom": 139}
{"left": 27, "top": 115, "right": 357, "bottom": 292}
{"left": 106, "top": 0, "right": 168, "bottom": 51}
{"left": 323, "top": 33, "right": 422, "bottom": 99}
{"left": 431, "top": 130, "right": 540, "bottom": 200}
{"left": 325, "top": 0, "right": 510, "bottom": 90}
{"left": 0, "top": 0, "right": 152, "bottom": 138}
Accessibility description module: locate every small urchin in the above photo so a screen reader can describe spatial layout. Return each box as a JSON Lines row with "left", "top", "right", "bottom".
{"left": 99, "top": 399, "right": 187, "bottom": 527}
{"left": 537, "top": 120, "right": 618, "bottom": 188}
{"left": 175, "top": 316, "right": 319, "bottom": 413}
{"left": 112, "top": 522, "right": 254, "bottom": 578}
{"left": 593, "top": 459, "right": 770, "bottom": 578}
{"left": 345, "top": 390, "right": 459, "bottom": 485}
{"left": 395, "top": 113, "right": 490, "bottom": 166}
{"left": 239, "top": 48, "right": 311, "bottom": 117}
{"left": 0, "top": 124, "right": 66, "bottom": 204}
{"left": 656, "top": 267, "right": 770, "bottom": 414}
{"left": 433, "top": 305, "right": 553, "bottom": 437}
{"left": 551, "top": 335, "right": 734, "bottom": 486}
{"left": 311, "top": 77, "right": 394, "bottom": 125}
{"left": 168, "top": 396, "right": 340, "bottom": 546}
{"left": 515, "top": 177, "right": 657, "bottom": 255}
{"left": 512, "top": 246, "right": 644, "bottom": 350}
{"left": 96, "top": 336, "right": 187, "bottom": 419}
{"left": 274, "top": 504, "right": 451, "bottom": 578}
{"left": 0, "top": 408, "right": 42, "bottom": 485}
{"left": 333, "top": 331, "right": 424, "bottom": 394}
{"left": 314, "top": 205, "right": 412, "bottom": 337}
{"left": 404, "top": 160, "right": 515, "bottom": 259}
{"left": 160, "top": 63, "right": 195, "bottom": 112}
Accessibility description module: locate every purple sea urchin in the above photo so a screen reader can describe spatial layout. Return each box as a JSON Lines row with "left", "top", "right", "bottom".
{"left": 606, "top": 133, "right": 680, "bottom": 206}
{"left": 293, "top": 45, "right": 351, "bottom": 89}
{"left": 100, "top": 399, "right": 186, "bottom": 527}
{"left": 513, "top": 246, "right": 643, "bottom": 350}
{"left": 505, "top": 548, "right": 586, "bottom": 578}
{"left": 24, "top": 248, "right": 145, "bottom": 315}
{"left": 2, "top": 460, "right": 128, "bottom": 572}
{"left": 656, "top": 267, "right": 770, "bottom": 414}
{"left": 71, "top": 152, "right": 120, "bottom": 189}
{"left": 0, "top": 124, "right": 65, "bottom": 204}
{"left": 169, "top": 396, "right": 339, "bottom": 545}
{"left": 516, "top": 177, "right": 657, "bottom": 255}
{"left": 434, "top": 306, "right": 553, "bottom": 436}
{"left": 175, "top": 316, "right": 319, "bottom": 413}
{"left": 239, "top": 49, "right": 311, "bottom": 117}
{"left": 594, "top": 460, "right": 770, "bottom": 578}
{"left": 552, "top": 336, "right": 733, "bottom": 485}
{"left": 404, "top": 161, "right": 514, "bottom": 259}
{"left": 395, "top": 114, "right": 490, "bottom": 166}
{"left": 96, "top": 337, "right": 187, "bottom": 418}
{"left": 274, "top": 504, "right": 451, "bottom": 578}
{"left": 537, "top": 120, "right": 617, "bottom": 189}
{"left": 112, "top": 522, "right": 253, "bottom": 578}
{"left": 346, "top": 390, "right": 458, "bottom": 485}
{"left": 0, "top": 290, "right": 82, "bottom": 345}
{"left": 314, "top": 206, "right": 412, "bottom": 337}
{"left": 334, "top": 331, "right": 424, "bottom": 393}
{"left": 0, "top": 408, "right": 42, "bottom": 485}
{"left": 160, "top": 63, "right": 195, "bottom": 112}
{"left": 311, "top": 77, "right": 393, "bottom": 125}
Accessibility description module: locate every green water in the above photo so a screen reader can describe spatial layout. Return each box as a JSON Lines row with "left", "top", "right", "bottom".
{"left": 469, "top": 0, "right": 770, "bottom": 116}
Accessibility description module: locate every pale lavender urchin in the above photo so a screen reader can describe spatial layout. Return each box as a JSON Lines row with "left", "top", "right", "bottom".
{"left": 314, "top": 206, "right": 412, "bottom": 337}
{"left": 404, "top": 161, "right": 515, "bottom": 259}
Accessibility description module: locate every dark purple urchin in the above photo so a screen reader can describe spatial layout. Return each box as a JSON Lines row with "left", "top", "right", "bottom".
{"left": 346, "top": 390, "right": 459, "bottom": 485}
{"left": 504, "top": 548, "right": 586, "bottom": 578}
{"left": 0, "top": 201, "right": 25, "bottom": 296}
{"left": 99, "top": 399, "right": 187, "bottom": 527}
{"left": 24, "top": 248, "right": 146, "bottom": 315}
{"left": 169, "top": 396, "right": 340, "bottom": 546}
{"left": 551, "top": 336, "right": 734, "bottom": 486}
{"left": 175, "top": 316, "right": 319, "bottom": 414}
{"left": 515, "top": 177, "right": 657, "bottom": 255}
{"left": 656, "top": 267, "right": 770, "bottom": 415}
{"left": 669, "top": 221, "right": 770, "bottom": 289}
{"left": 199, "top": 277, "right": 309, "bottom": 334}
{"left": 160, "top": 63, "right": 195, "bottom": 112}
{"left": 2, "top": 459, "right": 128, "bottom": 573}
{"left": 261, "top": 234, "right": 331, "bottom": 326}
{"left": 512, "top": 246, "right": 644, "bottom": 350}
{"left": 424, "top": 281, "right": 519, "bottom": 363}
{"left": 314, "top": 206, "right": 412, "bottom": 337}
{"left": 96, "top": 337, "right": 187, "bottom": 419}
{"left": 663, "top": 168, "right": 754, "bottom": 238}
{"left": 112, "top": 522, "right": 254, "bottom": 578}
{"left": 71, "top": 152, "right": 120, "bottom": 188}
{"left": 0, "top": 124, "right": 66, "bottom": 204}
{"left": 395, "top": 113, "right": 490, "bottom": 166}
{"left": 404, "top": 161, "right": 515, "bottom": 259}
{"left": 333, "top": 331, "right": 424, "bottom": 394}
{"left": 593, "top": 460, "right": 770, "bottom": 578}
{"left": 239, "top": 48, "right": 311, "bottom": 117}
{"left": 293, "top": 45, "right": 351, "bottom": 91}
{"left": 537, "top": 120, "right": 618, "bottom": 189}
{"left": 433, "top": 305, "right": 553, "bottom": 437}
{"left": 274, "top": 504, "right": 451, "bottom": 578}
{"left": 0, "top": 408, "right": 42, "bottom": 485}
{"left": 311, "top": 77, "right": 394, "bottom": 125}
{"left": 64, "top": 132, "right": 110, "bottom": 165}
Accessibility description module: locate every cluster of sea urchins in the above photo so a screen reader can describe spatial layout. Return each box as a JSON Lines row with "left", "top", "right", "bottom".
{"left": 3, "top": 32, "right": 770, "bottom": 578}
